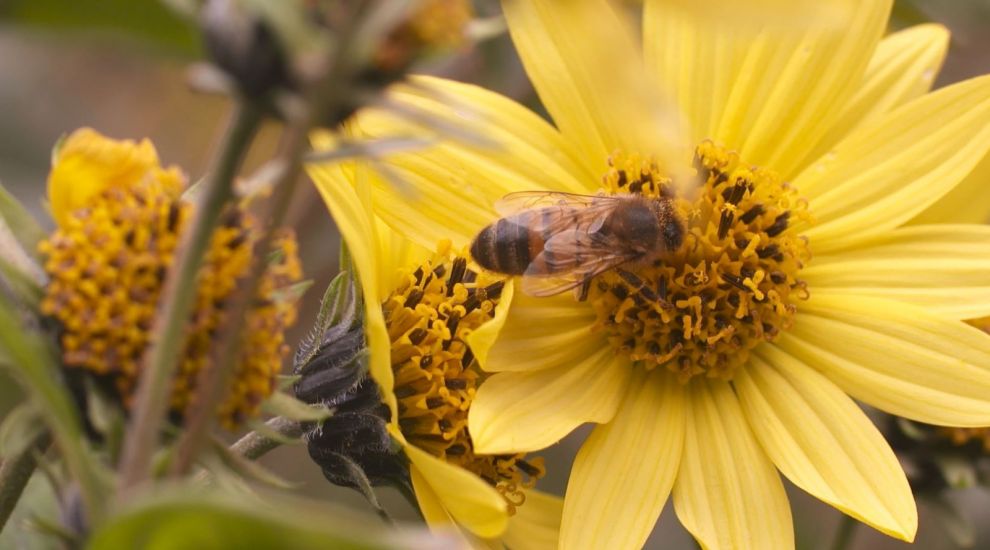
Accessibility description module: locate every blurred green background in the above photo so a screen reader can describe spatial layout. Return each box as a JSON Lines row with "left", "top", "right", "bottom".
{"left": 1, "top": 1, "right": 990, "bottom": 549}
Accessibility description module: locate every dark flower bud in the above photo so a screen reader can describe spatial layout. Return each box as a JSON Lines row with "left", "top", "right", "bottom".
{"left": 294, "top": 272, "right": 409, "bottom": 494}
{"left": 201, "top": 0, "right": 292, "bottom": 98}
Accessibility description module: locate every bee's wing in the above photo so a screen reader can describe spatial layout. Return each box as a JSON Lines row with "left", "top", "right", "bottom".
{"left": 520, "top": 229, "right": 639, "bottom": 297}
{"left": 494, "top": 191, "right": 620, "bottom": 217}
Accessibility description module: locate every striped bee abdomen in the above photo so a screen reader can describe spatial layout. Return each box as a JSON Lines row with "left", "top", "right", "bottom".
{"left": 470, "top": 213, "right": 546, "bottom": 275}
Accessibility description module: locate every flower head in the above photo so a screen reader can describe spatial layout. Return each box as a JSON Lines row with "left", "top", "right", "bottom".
{"left": 306, "top": 157, "right": 560, "bottom": 548}
{"left": 310, "top": 1, "right": 990, "bottom": 548}
{"left": 40, "top": 128, "right": 302, "bottom": 428}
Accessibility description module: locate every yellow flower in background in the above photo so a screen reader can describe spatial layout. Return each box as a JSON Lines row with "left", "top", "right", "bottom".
{"left": 47, "top": 127, "right": 184, "bottom": 228}
{"left": 309, "top": 0, "right": 990, "bottom": 548}
{"left": 308, "top": 155, "right": 561, "bottom": 548}
{"left": 41, "top": 128, "right": 302, "bottom": 428}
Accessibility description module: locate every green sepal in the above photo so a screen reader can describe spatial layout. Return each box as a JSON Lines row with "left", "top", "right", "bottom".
{"left": 260, "top": 392, "right": 332, "bottom": 422}
{"left": 0, "top": 402, "right": 45, "bottom": 459}
{"left": 0, "top": 181, "right": 45, "bottom": 258}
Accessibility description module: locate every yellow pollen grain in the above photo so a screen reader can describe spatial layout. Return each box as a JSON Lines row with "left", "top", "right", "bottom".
{"left": 383, "top": 249, "right": 544, "bottom": 514}
{"left": 587, "top": 144, "right": 811, "bottom": 382}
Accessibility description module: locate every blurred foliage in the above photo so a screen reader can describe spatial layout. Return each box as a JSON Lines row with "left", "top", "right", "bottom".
{"left": 0, "top": 0, "right": 200, "bottom": 57}
{"left": 86, "top": 490, "right": 435, "bottom": 550}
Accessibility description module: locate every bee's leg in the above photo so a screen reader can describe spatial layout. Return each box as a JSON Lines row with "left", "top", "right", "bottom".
{"left": 576, "top": 278, "right": 592, "bottom": 302}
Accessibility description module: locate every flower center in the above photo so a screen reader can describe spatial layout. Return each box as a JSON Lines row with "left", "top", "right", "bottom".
{"left": 39, "top": 180, "right": 301, "bottom": 428}
{"left": 383, "top": 244, "right": 544, "bottom": 513}
{"left": 587, "top": 142, "right": 811, "bottom": 381}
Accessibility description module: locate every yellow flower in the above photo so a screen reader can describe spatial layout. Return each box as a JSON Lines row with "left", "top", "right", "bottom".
{"left": 47, "top": 127, "right": 184, "bottom": 228}
{"left": 41, "top": 128, "right": 301, "bottom": 428}
{"left": 311, "top": 1, "right": 990, "bottom": 548}
{"left": 308, "top": 154, "right": 561, "bottom": 548}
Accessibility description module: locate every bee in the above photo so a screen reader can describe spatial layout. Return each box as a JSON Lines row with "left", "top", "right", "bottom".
{"left": 470, "top": 191, "right": 685, "bottom": 297}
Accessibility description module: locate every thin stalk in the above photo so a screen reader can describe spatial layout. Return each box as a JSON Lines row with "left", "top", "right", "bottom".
{"left": 118, "top": 102, "right": 263, "bottom": 491}
{"left": 0, "top": 297, "right": 106, "bottom": 524}
{"left": 829, "top": 514, "right": 859, "bottom": 550}
{"left": 229, "top": 417, "right": 303, "bottom": 461}
{"left": 169, "top": 11, "right": 360, "bottom": 475}
{"left": 0, "top": 431, "right": 50, "bottom": 534}
{"left": 169, "top": 125, "right": 308, "bottom": 476}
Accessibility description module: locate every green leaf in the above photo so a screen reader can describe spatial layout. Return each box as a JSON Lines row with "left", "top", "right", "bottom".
{"left": 276, "top": 374, "right": 301, "bottom": 391}
{"left": 0, "top": 181, "right": 45, "bottom": 258}
{"left": 87, "top": 490, "right": 442, "bottom": 550}
{"left": 260, "top": 392, "right": 332, "bottom": 422}
{"left": 0, "top": 402, "right": 45, "bottom": 459}
{"left": 0, "top": 291, "right": 108, "bottom": 522}
{"left": 0, "top": 0, "right": 201, "bottom": 58}
{"left": 208, "top": 437, "right": 296, "bottom": 490}
{"left": 245, "top": 418, "right": 303, "bottom": 447}
{"left": 269, "top": 280, "right": 312, "bottom": 305}
{"left": 0, "top": 252, "right": 44, "bottom": 311}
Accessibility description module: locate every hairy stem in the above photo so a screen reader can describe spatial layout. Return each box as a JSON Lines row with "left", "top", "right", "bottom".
{"left": 0, "top": 431, "right": 50, "bottom": 534}
{"left": 118, "top": 102, "right": 263, "bottom": 491}
{"left": 169, "top": 6, "right": 362, "bottom": 475}
{"left": 230, "top": 417, "right": 304, "bottom": 461}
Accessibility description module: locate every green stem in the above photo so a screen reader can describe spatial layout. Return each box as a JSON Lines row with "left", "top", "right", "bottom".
{"left": 830, "top": 514, "right": 859, "bottom": 550}
{"left": 169, "top": 130, "right": 307, "bottom": 476}
{"left": 0, "top": 297, "right": 106, "bottom": 524}
{"left": 229, "top": 417, "right": 303, "bottom": 461}
{"left": 117, "top": 102, "right": 263, "bottom": 491}
{"left": 0, "top": 431, "right": 50, "bottom": 534}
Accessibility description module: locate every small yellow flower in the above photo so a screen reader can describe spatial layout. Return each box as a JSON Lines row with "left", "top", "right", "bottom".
{"left": 41, "top": 128, "right": 301, "bottom": 428}
{"left": 47, "top": 128, "right": 184, "bottom": 228}
{"left": 308, "top": 155, "right": 560, "bottom": 548}
{"left": 311, "top": 1, "right": 990, "bottom": 548}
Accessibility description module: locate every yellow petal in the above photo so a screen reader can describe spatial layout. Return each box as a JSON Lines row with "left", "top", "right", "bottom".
{"left": 809, "top": 24, "right": 949, "bottom": 163}
{"left": 503, "top": 0, "right": 687, "bottom": 176}
{"left": 411, "top": 465, "right": 456, "bottom": 526}
{"left": 781, "top": 292, "right": 990, "bottom": 426}
{"left": 736, "top": 352, "right": 916, "bottom": 541}
{"left": 405, "top": 442, "right": 509, "bottom": 539}
{"left": 645, "top": 0, "right": 887, "bottom": 173}
{"left": 797, "top": 74, "right": 990, "bottom": 253}
{"left": 48, "top": 128, "right": 182, "bottom": 227}
{"left": 336, "top": 76, "right": 592, "bottom": 249}
{"left": 653, "top": 0, "right": 888, "bottom": 178}
{"left": 468, "top": 346, "right": 630, "bottom": 454}
{"left": 803, "top": 224, "right": 990, "bottom": 319}
{"left": 912, "top": 149, "right": 990, "bottom": 225}
{"left": 501, "top": 489, "right": 563, "bottom": 550}
{"left": 308, "top": 161, "right": 397, "bottom": 417}
{"left": 673, "top": 379, "right": 793, "bottom": 549}
{"left": 466, "top": 289, "right": 602, "bottom": 373}
{"left": 561, "top": 368, "right": 684, "bottom": 550}
{"left": 411, "top": 467, "right": 493, "bottom": 549}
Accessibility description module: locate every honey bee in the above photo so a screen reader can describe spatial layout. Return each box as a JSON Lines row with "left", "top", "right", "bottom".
{"left": 470, "top": 191, "right": 685, "bottom": 297}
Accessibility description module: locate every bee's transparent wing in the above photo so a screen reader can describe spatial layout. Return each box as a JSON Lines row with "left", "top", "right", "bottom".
{"left": 494, "top": 191, "right": 618, "bottom": 217}
{"left": 520, "top": 229, "right": 638, "bottom": 297}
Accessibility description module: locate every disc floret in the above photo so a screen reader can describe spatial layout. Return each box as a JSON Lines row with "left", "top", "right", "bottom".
{"left": 383, "top": 244, "right": 544, "bottom": 513}
{"left": 589, "top": 143, "right": 811, "bottom": 381}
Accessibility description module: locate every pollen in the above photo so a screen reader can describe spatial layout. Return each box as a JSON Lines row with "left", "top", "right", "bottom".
{"left": 588, "top": 143, "right": 811, "bottom": 381}
{"left": 383, "top": 245, "right": 544, "bottom": 514}
{"left": 39, "top": 179, "right": 302, "bottom": 429}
